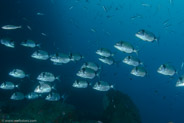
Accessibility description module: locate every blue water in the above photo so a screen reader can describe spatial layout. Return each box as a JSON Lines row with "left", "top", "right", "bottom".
{"left": 1, "top": 0, "right": 184, "bottom": 123}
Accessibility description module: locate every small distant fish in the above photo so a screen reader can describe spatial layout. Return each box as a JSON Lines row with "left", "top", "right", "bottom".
{"left": 102, "top": 6, "right": 107, "bottom": 12}
{"left": 176, "top": 75, "right": 184, "bottom": 87}
{"left": 131, "top": 15, "right": 142, "bottom": 20}
{"left": 69, "top": 53, "right": 84, "bottom": 62}
{"left": 27, "top": 25, "right": 32, "bottom": 31}
{"left": 157, "top": 64, "right": 176, "bottom": 76}
{"left": 141, "top": 3, "right": 151, "bottom": 7}
{"left": 77, "top": 68, "right": 100, "bottom": 79}
{"left": 25, "top": 92, "right": 41, "bottom": 100}
{"left": 99, "top": 57, "right": 115, "bottom": 65}
{"left": 41, "top": 33, "right": 47, "bottom": 36}
{"left": 181, "top": 62, "right": 184, "bottom": 70}
{"left": 21, "top": 40, "right": 40, "bottom": 48}
{"left": 9, "top": 69, "right": 28, "bottom": 79}
{"left": 90, "top": 28, "right": 96, "bottom": 33}
{"left": 0, "top": 82, "right": 18, "bottom": 90}
{"left": 31, "top": 50, "right": 49, "bottom": 60}
{"left": 114, "top": 41, "right": 138, "bottom": 54}
{"left": 34, "top": 83, "right": 55, "bottom": 93}
{"left": 1, "top": 38, "right": 15, "bottom": 48}
{"left": 131, "top": 66, "right": 147, "bottom": 77}
{"left": 123, "top": 56, "right": 143, "bottom": 67}
{"left": 135, "top": 29, "right": 158, "bottom": 43}
{"left": 37, "top": 72, "right": 60, "bottom": 82}
{"left": 93, "top": 81, "right": 113, "bottom": 91}
{"left": 2, "top": 25, "right": 21, "bottom": 30}
{"left": 45, "top": 92, "right": 60, "bottom": 101}
{"left": 105, "top": 31, "right": 111, "bottom": 36}
{"left": 96, "top": 48, "right": 114, "bottom": 57}
{"left": 81, "top": 62, "right": 101, "bottom": 71}
{"left": 72, "top": 80, "right": 91, "bottom": 88}
{"left": 69, "top": 6, "right": 73, "bottom": 10}
{"left": 10, "top": 92, "right": 24, "bottom": 100}
{"left": 50, "top": 53, "right": 71, "bottom": 65}
{"left": 37, "top": 12, "right": 45, "bottom": 16}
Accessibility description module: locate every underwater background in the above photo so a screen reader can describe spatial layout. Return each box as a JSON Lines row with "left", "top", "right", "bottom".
{"left": 0, "top": 0, "right": 184, "bottom": 123}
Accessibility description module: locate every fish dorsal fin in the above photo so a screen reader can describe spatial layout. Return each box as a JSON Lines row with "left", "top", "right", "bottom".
{"left": 76, "top": 80, "right": 79, "bottom": 84}
{"left": 163, "top": 64, "right": 166, "bottom": 69}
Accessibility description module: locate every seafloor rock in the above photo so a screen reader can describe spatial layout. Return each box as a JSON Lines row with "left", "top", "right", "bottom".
{"left": 0, "top": 90, "right": 141, "bottom": 123}
{"left": 0, "top": 100, "right": 77, "bottom": 123}
{"left": 102, "top": 90, "right": 142, "bottom": 123}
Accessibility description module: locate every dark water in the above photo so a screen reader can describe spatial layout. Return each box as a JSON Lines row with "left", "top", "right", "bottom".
{"left": 0, "top": 0, "right": 184, "bottom": 123}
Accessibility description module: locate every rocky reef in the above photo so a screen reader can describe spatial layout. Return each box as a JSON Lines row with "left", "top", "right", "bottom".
{"left": 0, "top": 90, "right": 141, "bottom": 123}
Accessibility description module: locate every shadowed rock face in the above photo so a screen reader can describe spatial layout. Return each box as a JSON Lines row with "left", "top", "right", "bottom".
{"left": 0, "top": 90, "right": 141, "bottom": 123}
{"left": 102, "top": 90, "right": 142, "bottom": 123}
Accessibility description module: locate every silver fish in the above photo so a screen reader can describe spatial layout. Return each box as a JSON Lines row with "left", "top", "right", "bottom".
{"left": 93, "top": 81, "right": 113, "bottom": 91}
{"left": 157, "top": 64, "right": 176, "bottom": 76}
{"left": 114, "top": 41, "right": 138, "bottom": 54}
{"left": 45, "top": 92, "right": 60, "bottom": 101}
{"left": 77, "top": 68, "right": 100, "bottom": 79}
{"left": 135, "top": 29, "right": 158, "bottom": 42}
{"left": 0, "top": 82, "right": 18, "bottom": 90}
{"left": 81, "top": 62, "right": 101, "bottom": 71}
{"left": 37, "top": 12, "right": 45, "bottom": 16}
{"left": 96, "top": 48, "right": 114, "bottom": 57}
{"left": 9, "top": 69, "right": 28, "bottom": 79}
{"left": 31, "top": 50, "right": 49, "bottom": 60}
{"left": 2, "top": 25, "right": 21, "bottom": 30}
{"left": 69, "top": 53, "right": 84, "bottom": 62}
{"left": 34, "top": 83, "right": 54, "bottom": 93}
{"left": 123, "top": 56, "right": 143, "bottom": 66}
{"left": 37, "top": 72, "right": 60, "bottom": 82}
{"left": 72, "top": 80, "right": 91, "bottom": 88}
{"left": 21, "top": 40, "right": 40, "bottom": 48}
{"left": 176, "top": 75, "right": 184, "bottom": 87}
{"left": 10, "top": 92, "right": 24, "bottom": 100}
{"left": 25, "top": 92, "right": 40, "bottom": 99}
{"left": 50, "top": 53, "right": 71, "bottom": 65}
{"left": 131, "top": 66, "right": 147, "bottom": 77}
{"left": 99, "top": 57, "right": 114, "bottom": 65}
{"left": 1, "top": 38, "right": 15, "bottom": 48}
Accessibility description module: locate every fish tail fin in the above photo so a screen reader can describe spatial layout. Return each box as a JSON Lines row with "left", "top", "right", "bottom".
{"left": 140, "top": 62, "right": 144, "bottom": 66}
{"left": 56, "top": 76, "right": 61, "bottom": 81}
{"left": 99, "top": 65, "right": 102, "bottom": 70}
{"left": 38, "top": 94, "right": 43, "bottom": 97}
{"left": 15, "top": 84, "right": 19, "bottom": 88}
{"left": 155, "top": 36, "right": 160, "bottom": 45}
{"left": 110, "top": 85, "right": 114, "bottom": 89}
{"left": 111, "top": 51, "right": 117, "bottom": 57}
{"left": 134, "top": 49, "right": 139, "bottom": 56}
{"left": 52, "top": 85, "right": 56, "bottom": 90}
{"left": 181, "top": 62, "right": 184, "bottom": 71}
{"left": 26, "top": 74, "right": 30, "bottom": 78}
{"left": 96, "top": 71, "right": 101, "bottom": 78}
{"left": 81, "top": 55, "right": 85, "bottom": 59}
{"left": 36, "top": 43, "right": 41, "bottom": 48}
{"left": 19, "top": 26, "right": 22, "bottom": 28}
